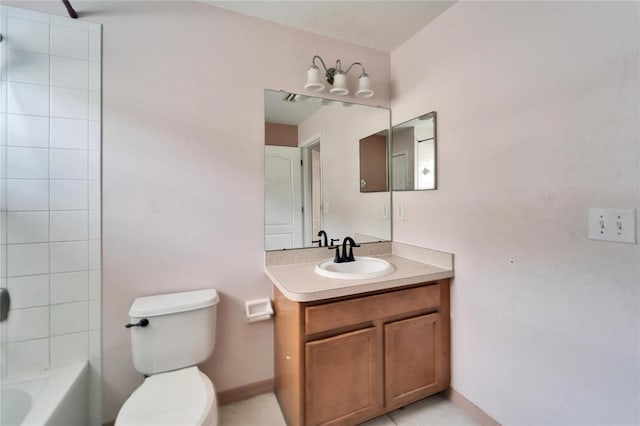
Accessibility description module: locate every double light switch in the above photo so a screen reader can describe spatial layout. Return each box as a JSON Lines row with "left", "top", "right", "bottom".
{"left": 588, "top": 208, "right": 636, "bottom": 244}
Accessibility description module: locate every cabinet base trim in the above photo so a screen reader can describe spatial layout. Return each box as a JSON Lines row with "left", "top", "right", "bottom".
{"left": 446, "top": 388, "right": 500, "bottom": 426}
{"left": 217, "top": 378, "right": 275, "bottom": 405}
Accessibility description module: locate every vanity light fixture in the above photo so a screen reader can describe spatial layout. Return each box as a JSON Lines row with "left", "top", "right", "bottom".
{"left": 304, "top": 55, "right": 374, "bottom": 98}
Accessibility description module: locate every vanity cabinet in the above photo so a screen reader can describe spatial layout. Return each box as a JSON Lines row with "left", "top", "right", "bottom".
{"left": 273, "top": 279, "right": 450, "bottom": 426}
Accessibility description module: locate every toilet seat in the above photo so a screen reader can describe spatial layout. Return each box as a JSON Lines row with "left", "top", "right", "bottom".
{"left": 115, "top": 366, "right": 217, "bottom": 426}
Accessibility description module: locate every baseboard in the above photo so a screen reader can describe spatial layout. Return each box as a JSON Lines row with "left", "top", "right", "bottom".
{"left": 446, "top": 388, "right": 500, "bottom": 426}
{"left": 217, "top": 378, "right": 275, "bottom": 405}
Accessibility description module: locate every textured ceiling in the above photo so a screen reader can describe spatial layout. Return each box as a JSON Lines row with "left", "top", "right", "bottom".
{"left": 202, "top": 1, "right": 455, "bottom": 53}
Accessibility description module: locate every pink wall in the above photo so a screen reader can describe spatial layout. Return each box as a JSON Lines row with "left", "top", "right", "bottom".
{"left": 390, "top": 2, "right": 639, "bottom": 424}
{"left": 3, "top": 1, "right": 390, "bottom": 421}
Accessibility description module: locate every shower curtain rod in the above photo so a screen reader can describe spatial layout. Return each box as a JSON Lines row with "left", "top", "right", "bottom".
{"left": 62, "top": 0, "right": 78, "bottom": 19}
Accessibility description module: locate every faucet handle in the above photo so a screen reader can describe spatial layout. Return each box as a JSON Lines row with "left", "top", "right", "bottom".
{"left": 312, "top": 239, "right": 321, "bottom": 246}
{"left": 330, "top": 238, "right": 340, "bottom": 245}
{"left": 328, "top": 245, "right": 343, "bottom": 263}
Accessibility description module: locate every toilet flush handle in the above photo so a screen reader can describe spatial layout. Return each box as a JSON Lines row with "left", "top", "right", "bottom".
{"left": 125, "top": 318, "right": 149, "bottom": 328}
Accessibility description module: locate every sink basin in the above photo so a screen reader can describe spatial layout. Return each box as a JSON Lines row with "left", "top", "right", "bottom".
{"left": 314, "top": 257, "right": 394, "bottom": 280}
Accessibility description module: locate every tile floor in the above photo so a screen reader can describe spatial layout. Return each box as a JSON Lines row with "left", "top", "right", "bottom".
{"left": 219, "top": 392, "right": 478, "bottom": 426}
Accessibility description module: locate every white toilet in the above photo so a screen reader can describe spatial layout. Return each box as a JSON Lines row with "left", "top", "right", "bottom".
{"left": 115, "top": 289, "right": 220, "bottom": 426}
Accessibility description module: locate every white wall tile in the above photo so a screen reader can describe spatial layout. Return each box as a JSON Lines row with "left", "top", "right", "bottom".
{"left": 0, "top": 81, "right": 6, "bottom": 114}
{"left": 89, "top": 30, "right": 101, "bottom": 64}
{"left": 0, "top": 212, "right": 6, "bottom": 244}
{"left": 50, "top": 301, "right": 88, "bottom": 335}
{"left": 7, "top": 17, "right": 49, "bottom": 54}
{"left": 0, "top": 115, "right": 6, "bottom": 145}
{"left": 88, "top": 180, "right": 99, "bottom": 210}
{"left": 7, "top": 114, "right": 49, "bottom": 147}
{"left": 8, "top": 82, "right": 49, "bottom": 116}
{"left": 7, "top": 274, "right": 49, "bottom": 308}
{"left": 51, "top": 25, "right": 88, "bottom": 60}
{"left": 0, "top": 244, "right": 6, "bottom": 277}
{"left": 7, "top": 7, "right": 48, "bottom": 23}
{"left": 49, "top": 15, "right": 89, "bottom": 31}
{"left": 88, "top": 150, "right": 99, "bottom": 180}
{"left": 50, "top": 87, "right": 87, "bottom": 119}
{"left": 7, "top": 242, "right": 48, "bottom": 276}
{"left": 89, "top": 329, "right": 101, "bottom": 360}
{"left": 50, "top": 180, "right": 87, "bottom": 210}
{"left": 89, "top": 239, "right": 101, "bottom": 270}
{"left": 0, "top": 46, "right": 6, "bottom": 82}
{"left": 50, "top": 148, "right": 87, "bottom": 180}
{"left": 7, "top": 338, "right": 49, "bottom": 374}
{"left": 6, "top": 147, "right": 49, "bottom": 179}
{"left": 6, "top": 179, "right": 49, "bottom": 211}
{"left": 51, "top": 270, "right": 88, "bottom": 304}
{"left": 89, "top": 299, "right": 100, "bottom": 330}
{"left": 50, "top": 210, "right": 88, "bottom": 241}
{"left": 0, "top": 179, "right": 6, "bottom": 211}
{"left": 89, "top": 358, "right": 101, "bottom": 389}
{"left": 7, "top": 49, "right": 49, "bottom": 85}
{"left": 88, "top": 90, "right": 100, "bottom": 121}
{"left": 50, "top": 240, "right": 88, "bottom": 273}
{"left": 89, "top": 61, "right": 100, "bottom": 92}
{"left": 50, "top": 331, "right": 88, "bottom": 366}
{"left": 88, "top": 121, "right": 100, "bottom": 151}
{"left": 7, "top": 211, "right": 49, "bottom": 244}
{"left": 89, "top": 209, "right": 100, "bottom": 240}
{"left": 51, "top": 56, "right": 88, "bottom": 90}
{"left": 7, "top": 306, "right": 49, "bottom": 342}
{"left": 88, "top": 269, "right": 100, "bottom": 299}
{"left": 0, "top": 146, "right": 5, "bottom": 177}
{"left": 51, "top": 118, "right": 87, "bottom": 149}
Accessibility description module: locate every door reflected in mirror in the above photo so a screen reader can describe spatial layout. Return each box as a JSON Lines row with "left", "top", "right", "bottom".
{"left": 264, "top": 90, "right": 391, "bottom": 251}
{"left": 359, "top": 130, "right": 389, "bottom": 193}
{"left": 391, "top": 112, "right": 437, "bottom": 191}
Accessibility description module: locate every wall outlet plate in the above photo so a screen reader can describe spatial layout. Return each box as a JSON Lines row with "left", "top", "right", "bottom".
{"left": 588, "top": 208, "right": 636, "bottom": 244}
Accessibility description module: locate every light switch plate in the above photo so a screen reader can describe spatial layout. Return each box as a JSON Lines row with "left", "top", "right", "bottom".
{"left": 588, "top": 208, "right": 636, "bottom": 243}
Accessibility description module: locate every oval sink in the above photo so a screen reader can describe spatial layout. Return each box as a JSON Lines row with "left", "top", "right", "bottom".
{"left": 314, "top": 257, "right": 394, "bottom": 280}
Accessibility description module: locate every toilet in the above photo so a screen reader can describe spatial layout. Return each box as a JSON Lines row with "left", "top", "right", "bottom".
{"left": 115, "top": 289, "right": 220, "bottom": 426}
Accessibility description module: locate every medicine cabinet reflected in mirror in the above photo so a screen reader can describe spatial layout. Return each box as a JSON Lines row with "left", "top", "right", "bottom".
{"left": 264, "top": 89, "right": 391, "bottom": 251}
{"left": 391, "top": 112, "right": 437, "bottom": 191}
{"left": 359, "top": 130, "right": 389, "bottom": 193}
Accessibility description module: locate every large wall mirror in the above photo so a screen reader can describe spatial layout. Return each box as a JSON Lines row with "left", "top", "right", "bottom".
{"left": 391, "top": 112, "right": 437, "bottom": 191}
{"left": 264, "top": 89, "right": 391, "bottom": 251}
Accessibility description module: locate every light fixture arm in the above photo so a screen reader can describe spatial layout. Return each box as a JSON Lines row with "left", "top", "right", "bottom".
{"left": 305, "top": 55, "right": 374, "bottom": 98}
{"left": 343, "top": 62, "right": 365, "bottom": 76}
{"left": 312, "top": 56, "right": 366, "bottom": 85}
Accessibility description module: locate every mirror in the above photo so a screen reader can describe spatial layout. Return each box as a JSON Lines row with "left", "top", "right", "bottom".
{"left": 391, "top": 112, "right": 437, "bottom": 191}
{"left": 264, "top": 90, "right": 391, "bottom": 251}
{"left": 359, "top": 130, "right": 389, "bottom": 193}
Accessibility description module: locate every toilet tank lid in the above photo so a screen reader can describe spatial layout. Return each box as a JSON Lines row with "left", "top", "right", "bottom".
{"left": 129, "top": 289, "right": 219, "bottom": 317}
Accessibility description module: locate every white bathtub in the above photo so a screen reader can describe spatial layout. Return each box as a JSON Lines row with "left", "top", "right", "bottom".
{"left": 0, "top": 362, "right": 89, "bottom": 426}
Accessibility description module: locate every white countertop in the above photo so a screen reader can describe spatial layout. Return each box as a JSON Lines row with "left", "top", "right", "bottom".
{"left": 265, "top": 253, "right": 454, "bottom": 302}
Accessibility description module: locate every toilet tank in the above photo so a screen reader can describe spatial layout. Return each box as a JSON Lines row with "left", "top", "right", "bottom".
{"left": 128, "top": 289, "right": 220, "bottom": 375}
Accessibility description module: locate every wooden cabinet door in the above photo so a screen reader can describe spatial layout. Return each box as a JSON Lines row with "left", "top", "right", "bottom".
{"left": 384, "top": 313, "right": 444, "bottom": 409}
{"left": 305, "top": 327, "right": 383, "bottom": 426}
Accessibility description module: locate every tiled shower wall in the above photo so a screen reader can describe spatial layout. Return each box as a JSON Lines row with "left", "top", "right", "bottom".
{"left": 0, "top": 5, "right": 102, "bottom": 424}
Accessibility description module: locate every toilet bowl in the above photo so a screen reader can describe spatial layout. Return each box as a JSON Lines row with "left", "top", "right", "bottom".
{"left": 116, "top": 367, "right": 217, "bottom": 426}
{"left": 115, "top": 289, "right": 220, "bottom": 426}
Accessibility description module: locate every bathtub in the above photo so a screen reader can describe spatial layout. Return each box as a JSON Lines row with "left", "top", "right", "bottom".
{"left": 0, "top": 362, "right": 89, "bottom": 426}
